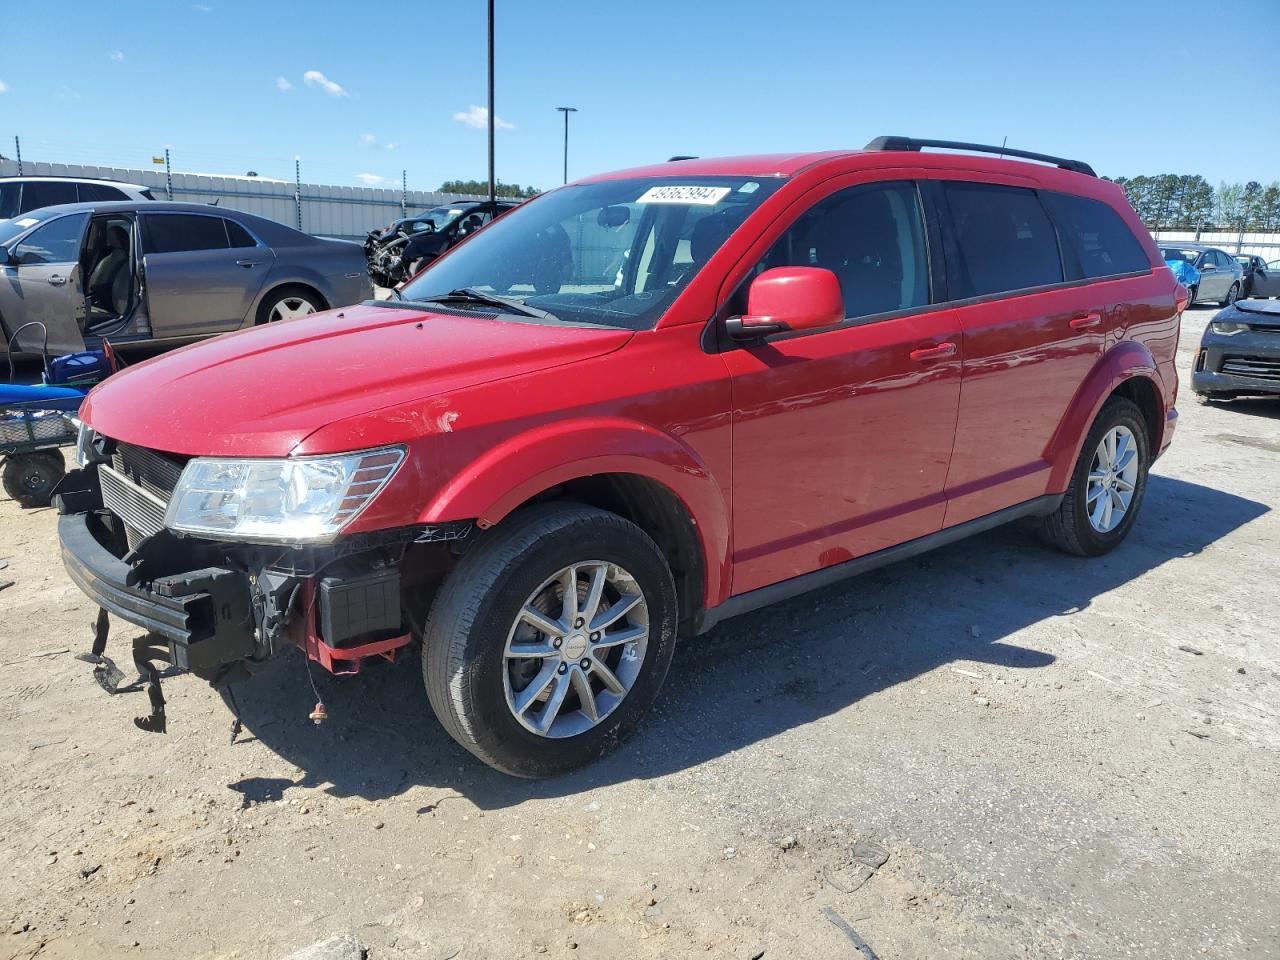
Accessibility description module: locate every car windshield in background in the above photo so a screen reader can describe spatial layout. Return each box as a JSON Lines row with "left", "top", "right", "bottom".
{"left": 1234, "top": 256, "right": 1253, "bottom": 266}
{"left": 398, "top": 177, "right": 783, "bottom": 330}
{"left": 1160, "top": 248, "right": 1199, "bottom": 263}
{"left": 420, "top": 206, "right": 467, "bottom": 230}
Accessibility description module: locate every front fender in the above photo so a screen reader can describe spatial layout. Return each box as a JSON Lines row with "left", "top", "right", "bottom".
{"left": 1045, "top": 340, "right": 1165, "bottom": 492}
{"left": 421, "top": 417, "right": 731, "bottom": 608}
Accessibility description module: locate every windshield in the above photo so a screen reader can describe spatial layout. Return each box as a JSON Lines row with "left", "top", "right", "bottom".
{"left": 1160, "top": 248, "right": 1200, "bottom": 264}
{"left": 1234, "top": 255, "right": 1252, "bottom": 266}
{"left": 399, "top": 176, "right": 783, "bottom": 330}
{"left": 0, "top": 183, "right": 21, "bottom": 220}
{"left": 0, "top": 210, "right": 49, "bottom": 245}
{"left": 416, "top": 206, "right": 469, "bottom": 230}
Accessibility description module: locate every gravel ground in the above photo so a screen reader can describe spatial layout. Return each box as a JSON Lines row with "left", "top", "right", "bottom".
{"left": 1, "top": 304, "right": 1277, "bottom": 960}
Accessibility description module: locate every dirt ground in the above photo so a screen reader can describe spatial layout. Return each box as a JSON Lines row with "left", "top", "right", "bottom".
{"left": 1, "top": 304, "right": 1278, "bottom": 960}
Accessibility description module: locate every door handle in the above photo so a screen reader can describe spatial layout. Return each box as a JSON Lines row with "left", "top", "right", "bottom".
{"left": 1069, "top": 312, "right": 1103, "bottom": 330}
{"left": 909, "top": 342, "right": 957, "bottom": 362}
{"left": 48, "top": 274, "right": 67, "bottom": 286}
{"left": 235, "top": 260, "right": 261, "bottom": 268}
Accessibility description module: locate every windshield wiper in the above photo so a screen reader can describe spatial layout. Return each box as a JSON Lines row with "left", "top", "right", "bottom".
{"left": 414, "top": 287, "right": 555, "bottom": 321}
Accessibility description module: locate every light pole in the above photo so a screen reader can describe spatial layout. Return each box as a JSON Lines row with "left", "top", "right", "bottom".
{"left": 555, "top": 106, "right": 577, "bottom": 185}
{"left": 486, "top": 0, "right": 495, "bottom": 204}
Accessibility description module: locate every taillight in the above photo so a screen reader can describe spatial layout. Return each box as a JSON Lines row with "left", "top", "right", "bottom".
{"left": 1174, "top": 284, "right": 1190, "bottom": 314}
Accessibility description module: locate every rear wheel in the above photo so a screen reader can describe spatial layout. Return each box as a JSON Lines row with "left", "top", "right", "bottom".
{"left": 255, "top": 286, "right": 323, "bottom": 325}
{"left": 2, "top": 450, "right": 65, "bottom": 508}
{"left": 1221, "top": 282, "right": 1241, "bottom": 307}
{"left": 1187, "top": 285, "right": 1198, "bottom": 307}
{"left": 422, "top": 504, "right": 678, "bottom": 777}
{"left": 1039, "top": 398, "right": 1150, "bottom": 557}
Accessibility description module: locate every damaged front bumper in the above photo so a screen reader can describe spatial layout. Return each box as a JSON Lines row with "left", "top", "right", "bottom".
{"left": 54, "top": 460, "right": 470, "bottom": 733}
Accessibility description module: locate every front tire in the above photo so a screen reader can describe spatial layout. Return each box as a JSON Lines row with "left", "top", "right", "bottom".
{"left": 422, "top": 504, "right": 678, "bottom": 778}
{"left": 1040, "top": 397, "right": 1150, "bottom": 557}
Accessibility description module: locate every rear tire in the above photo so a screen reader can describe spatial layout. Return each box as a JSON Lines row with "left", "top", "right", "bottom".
{"left": 1039, "top": 397, "right": 1150, "bottom": 557}
{"left": 421, "top": 503, "right": 678, "bottom": 778}
{"left": 1221, "top": 282, "right": 1241, "bottom": 307}
{"left": 3, "top": 450, "right": 65, "bottom": 508}
{"left": 255, "top": 285, "right": 324, "bottom": 325}
{"left": 1187, "top": 285, "right": 1198, "bottom": 307}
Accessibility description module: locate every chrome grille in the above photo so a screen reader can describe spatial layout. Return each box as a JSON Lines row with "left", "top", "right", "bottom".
{"left": 1221, "top": 356, "right": 1280, "bottom": 383}
{"left": 112, "top": 442, "right": 184, "bottom": 500}
{"left": 100, "top": 464, "right": 169, "bottom": 549}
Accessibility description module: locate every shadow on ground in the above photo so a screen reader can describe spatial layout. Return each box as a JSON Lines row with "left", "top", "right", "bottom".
{"left": 221, "top": 474, "right": 1266, "bottom": 808}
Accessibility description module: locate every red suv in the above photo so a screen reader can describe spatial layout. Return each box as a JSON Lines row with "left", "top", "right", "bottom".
{"left": 57, "top": 137, "right": 1182, "bottom": 777}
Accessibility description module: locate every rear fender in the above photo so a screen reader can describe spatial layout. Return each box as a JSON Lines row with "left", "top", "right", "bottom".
{"left": 1046, "top": 341, "right": 1164, "bottom": 492}
{"left": 420, "top": 418, "right": 730, "bottom": 608}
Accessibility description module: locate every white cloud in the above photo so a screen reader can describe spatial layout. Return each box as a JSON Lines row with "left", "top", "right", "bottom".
{"left": 108, "top": 50, "right": 125, "bottom": 63}
{"left": 360, "top": 133, "right": 398, "bottom": 151}
{"left": 303, "top": 70, "right": 348, "bottom": 97}
{"left": 192, "top": 3, "right": 214, "bottom": 10}
{"left": 58, "top": 85, "right": 81, "bottom": 101}
{"left": 0, "top": 80, "right": 8, "bottom": 94}
{"left": 452, "top": 105, "right": 512, "bottom": 130}
{"left": 384, "top": 142, "right": 398, "bottom": 151}
{"left": 355, "top": 173, "right": 389, "bottom": 186}
{"left": 275, "top": 76, "right": 293, "bottom": 91}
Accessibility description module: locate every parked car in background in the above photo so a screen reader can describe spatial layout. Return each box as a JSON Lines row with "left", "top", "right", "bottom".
{"left": 0, "top": 176, "right": 154, "bottom": 221}
{"left": 1235, "top": 254, "right": 1280, "bottom": 298}
{"left": 1193, "top": 298, "right": 1280, "bottom": 400}
{"left": 1158, "top": 245, "right": 1244, "bottom": 307}
{"left": 1, "top": 201, "right": 371, "bottom": 356}
{"left": 364, "top": 199, "right": 519, "bottom": 287}
{"left": 55, "top": 137, "right": 1181, "bottom": 776}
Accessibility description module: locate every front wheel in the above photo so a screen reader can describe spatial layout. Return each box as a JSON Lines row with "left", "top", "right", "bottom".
{"left": 422, "top": 504, "right": 678, "bottom": 777}
{"left": 1221, "top": 282, "right": 1241, "bottom": 307}
{"left": 1039, "top": 397, "right": 1150, "bottom": 556}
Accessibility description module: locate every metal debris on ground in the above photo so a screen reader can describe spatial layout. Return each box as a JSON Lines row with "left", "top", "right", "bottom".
{"left": 820, "top": 906, "right": 881, "bottom": 959}
{"left": 1178, "top": 645, "right": 1205, "bottom": 656}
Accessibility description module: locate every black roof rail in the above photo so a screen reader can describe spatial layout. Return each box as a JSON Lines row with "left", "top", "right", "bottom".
{"left": 667, "top": 155, "right": 698, "bottom": 162}
{"left": 863, "top": 136, "right": 1096, "bottom": 177}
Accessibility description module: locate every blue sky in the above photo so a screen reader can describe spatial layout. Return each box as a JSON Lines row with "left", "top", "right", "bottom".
{"left": 2, "top": 0, "right": 1278, "bottom": 192}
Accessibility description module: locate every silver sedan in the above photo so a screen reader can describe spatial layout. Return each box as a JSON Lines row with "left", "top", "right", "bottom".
{"left": 0, "top": 201, "right": 372, "bottom": 356}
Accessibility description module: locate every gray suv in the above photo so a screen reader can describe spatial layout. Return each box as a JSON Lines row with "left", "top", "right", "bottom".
{"left": 1159, "top": 244, "right": 1245, "bottom": 307}
{"left": 0, "top": 201, "right": 371, "bottom": 356}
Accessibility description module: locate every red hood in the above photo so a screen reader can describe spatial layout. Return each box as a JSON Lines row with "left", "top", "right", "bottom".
{"left": 82, "top": 304, "right": 631, "bottom": 457}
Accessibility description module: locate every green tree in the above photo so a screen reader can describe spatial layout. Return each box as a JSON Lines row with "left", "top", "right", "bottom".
{"left": 1217, "top": 182, "right": 1245, "bottom": 229}
{"left": 1174, "top": 175, "right": 1214, "bottom": 230}
{"left": 1242, "top": 181, "right": 1264, "bottom": 230}
{"left": 439, "top": 179, "right": 540, "bottom": 199}
{"left": 1261, "top": 182, "right": 1280, "bottom": 231}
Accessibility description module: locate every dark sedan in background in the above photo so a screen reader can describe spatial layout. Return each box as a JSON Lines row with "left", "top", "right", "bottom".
{"left": 1235, "top": 254, "right": 1280, "bottom": 298}
{"left": 1193, "top": 298, "right": 1280, "bottom": 400}
{"left": 1, "top": 201, "right": 371, "bottom": 356}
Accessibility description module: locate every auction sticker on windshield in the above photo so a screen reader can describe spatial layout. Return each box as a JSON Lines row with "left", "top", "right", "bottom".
{"left": 636, "top": 185, "right": 732, "bottom": 205}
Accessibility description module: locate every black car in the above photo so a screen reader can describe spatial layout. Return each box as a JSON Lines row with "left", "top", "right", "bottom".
{"left": 364, "top": 199, "right": 520, "bottom": 287}
{"left": 1235, "top": 254, "right": 1280, "bottom": 298}
{"left": 1192, "top": 298, "right": 1280, "bottom": 400}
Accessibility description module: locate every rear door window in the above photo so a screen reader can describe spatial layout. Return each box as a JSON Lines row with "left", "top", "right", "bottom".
{"left": 942, "top": 182, "right": 1063, "bottom": 298}
{"left": 224, "top": 218, "right": 257, "bottom": 248}
{"left": 1042, "top": 192, "right": 1150, "bottom": 280}
{"left": 22, "top": 181, "right": 79, "bottom": 211}
{"left": 143, "top": 214, "right": 231, "bottom": 254}
{"left": 78, "top": 183, "right": 128, "bottom": 202}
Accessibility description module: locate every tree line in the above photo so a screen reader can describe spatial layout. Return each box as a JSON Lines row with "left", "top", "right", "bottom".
{"left": 439, "top": 179, "right": 541, "bottom": 199}
{"left": 1107, "top": 175, "right": 1280, "bottom": 233}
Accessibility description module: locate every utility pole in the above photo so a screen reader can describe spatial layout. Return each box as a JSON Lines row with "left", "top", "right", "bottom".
{"left": 14, "top": 135, "right": 22, "bottom": 176}
{"left": 164, "top": 147, "right": 173, "bottom": 201}
{"left": 401, "top": 169, "right": 407, "bottom": 217}
{"left": 294, "top": 157, "right": 302, "bottom": 231}
{"left": 556, "top": 106, "right": 577, "bottom": 185}
{"left": 487, "top": 0, "right": 496, "bottom": 204}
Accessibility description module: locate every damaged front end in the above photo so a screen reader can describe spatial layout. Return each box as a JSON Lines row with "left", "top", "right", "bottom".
{"left": 55, "top": 435, "right": 468, "bottom": 735}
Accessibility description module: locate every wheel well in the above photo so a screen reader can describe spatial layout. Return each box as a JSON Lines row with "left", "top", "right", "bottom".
{"left": 255, "top": 282, "right": 328, "bottom": 324}
{"left": 1111, "top": 377, "right": 1162, "bottom": 449}
{"left": 511, "top": 474, "right": 707, "bottom": 635}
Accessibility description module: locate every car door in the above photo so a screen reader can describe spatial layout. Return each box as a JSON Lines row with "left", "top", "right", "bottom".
{"left": 1258, "top": 260, "right": 1280, "bottom": 298}
{"left": 936, "top": 180, "right": 1105, "bottom": 526}
{"left": 724, "top": 179, "right": 961, "bottom": 594}
{"left": 139, "top": 212, "right": 269, "bottom": 338}
{"left": 1199, "top": 251, "right": 1228, "bottom": 300}
{"left": 2, "top": 211, "right": 90, "bottom": 354}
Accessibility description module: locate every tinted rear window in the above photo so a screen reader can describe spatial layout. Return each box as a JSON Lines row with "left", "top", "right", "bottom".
{"left": 943, "top": 182, "right": 1063, "bottom": 299}
{"left": 23, "top": 181, "right": 79, "bottom": 210}
{"left": 78, "top": 183, "right": 128, "bottom": 202}
{"left": 1042, "top": 192, "right": 1150, "bottom": 280}
{"left": 225, "top": 218, "right": 257, "bottom": 248}
{"left": 144, "top": 214, "right": 230, "bottom": 253}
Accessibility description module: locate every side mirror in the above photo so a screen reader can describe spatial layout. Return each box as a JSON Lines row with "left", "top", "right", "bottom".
{"left": 726, "top": 267, "right": 844, "bottom": 339}
{"left": 1201, "top": 262, "right": 1216, "bottom": 271}
{"left": 597, "top": 205, "right": 631, "bottom": 228}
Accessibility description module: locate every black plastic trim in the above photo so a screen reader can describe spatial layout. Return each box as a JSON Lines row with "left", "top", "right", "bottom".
{"left": 696, "top": 494, "right": 1063, "bottom": 634}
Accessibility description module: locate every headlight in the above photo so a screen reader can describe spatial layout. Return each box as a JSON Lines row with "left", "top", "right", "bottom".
{"left": 1210, "top": 320, "right": 1249, "bottom": 335}
{"left": 164, "top": 447, "right": 405, "bottom": 543}
{"left": 73, "top": 419, "right": 95, "bottom": 466}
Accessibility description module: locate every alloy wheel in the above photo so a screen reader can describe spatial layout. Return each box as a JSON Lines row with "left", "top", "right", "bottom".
{"left": 1086, "top": 425, "right": 1139, "bottom": 534}
{"left": 503, "top": 561, "right": 649, "bottom": 739}
{"left": 268, "top": 296, "right": 317, "bottom": 322}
